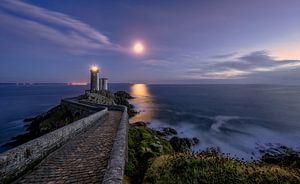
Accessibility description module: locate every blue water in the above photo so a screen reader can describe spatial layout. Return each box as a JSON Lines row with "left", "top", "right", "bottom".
{"left": 129, "top": 84, "right": 300, "bottom": 159}
{"left": 1, "top": 83, "right": 300, "bottom": 159}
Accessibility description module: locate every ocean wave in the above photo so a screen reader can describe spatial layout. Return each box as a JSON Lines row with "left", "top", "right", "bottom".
{"left": 210, "top": 115, "right": 240, "bottom": 132}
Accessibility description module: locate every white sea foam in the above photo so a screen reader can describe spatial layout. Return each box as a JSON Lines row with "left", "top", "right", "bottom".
{"left": 210, "top": 115, "right": 240, "bottom": 132}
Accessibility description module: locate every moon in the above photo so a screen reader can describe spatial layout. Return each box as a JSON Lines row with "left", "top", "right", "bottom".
{"left": 133, "top": 42, "right": 145, "bottom": 54}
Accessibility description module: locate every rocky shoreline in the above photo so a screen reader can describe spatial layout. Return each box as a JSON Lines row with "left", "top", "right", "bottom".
{"left": 126, "top": 121, "right": 300, "bottom": 184}
{"left": 125, "top": 92, "right": 300, "bottom": 183}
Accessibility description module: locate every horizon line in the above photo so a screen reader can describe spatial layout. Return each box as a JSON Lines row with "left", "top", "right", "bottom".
{"left": 0, "top": 82, "right": 299, "bottom": 86}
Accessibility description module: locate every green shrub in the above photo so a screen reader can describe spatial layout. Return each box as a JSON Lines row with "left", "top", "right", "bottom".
{"left": 143, "top": 151, "right": 300, "bottom": 184}
{"left": 126, "top": 125, "right": 173, "bottom": 184}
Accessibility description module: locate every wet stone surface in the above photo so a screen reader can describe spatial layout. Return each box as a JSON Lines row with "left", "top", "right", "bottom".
{"left": 17, "top": 111, "right": 122, "bottom": 184}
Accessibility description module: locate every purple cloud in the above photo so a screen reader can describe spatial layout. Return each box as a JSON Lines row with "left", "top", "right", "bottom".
{"left": 185, "top": 51, "right": 300, "bottom": 79}
{"left": 0, "top": 0, "right": 122, "bottom": 54}
{"left": 212, "top": 52, "right": 238, "bottom": 59}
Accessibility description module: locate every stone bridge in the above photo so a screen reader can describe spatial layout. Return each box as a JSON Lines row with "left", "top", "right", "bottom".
{"left": 0, "top": 98, "right": 128, "bottom": 184}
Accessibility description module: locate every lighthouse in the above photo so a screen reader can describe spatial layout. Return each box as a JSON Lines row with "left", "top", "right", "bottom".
{"left": 90, "top": 66, "right": 99, "bottom": 92}
{"left": 89, "top": 66, "right": 109, "bottom": 92}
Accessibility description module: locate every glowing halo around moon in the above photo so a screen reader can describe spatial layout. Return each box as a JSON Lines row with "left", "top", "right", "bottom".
{"left": 132, "top": 41, "right": 145, "bottom": 54}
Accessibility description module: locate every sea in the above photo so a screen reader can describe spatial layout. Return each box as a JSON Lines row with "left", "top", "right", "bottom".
{"left": 1, "top": 83, "right": 300, "bottom": 160}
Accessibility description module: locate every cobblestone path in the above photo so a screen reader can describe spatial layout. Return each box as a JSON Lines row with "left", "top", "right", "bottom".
{"left": 17, "top": 111, "right": 122, "bottom": 184}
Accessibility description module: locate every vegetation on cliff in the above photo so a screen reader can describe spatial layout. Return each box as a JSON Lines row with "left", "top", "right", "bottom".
{"left": 144, "top": 151, "right": 300, "bottom": 184}
{"left": 126, "top": 123, "right": 173, "bottom": 184}
{"left": 126, "top": 123, "right": 300, "bottom": 184}
{"left": 3, "top": 104, "right": 78, "bottom": 148}
{"left": 261, "top": 146, "right": 300, "bottom": 168}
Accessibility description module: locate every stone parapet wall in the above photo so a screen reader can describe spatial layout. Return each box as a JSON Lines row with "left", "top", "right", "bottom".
{"left": 102, "top": 107, "right": 128, "bottom": 184}
{"left": 0, "top": 108, "right": 108, "bottom": 183}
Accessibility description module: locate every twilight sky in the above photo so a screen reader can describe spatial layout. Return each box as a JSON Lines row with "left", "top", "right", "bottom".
{"left": 1, "top": 0, "right": 300, "bottom": 84}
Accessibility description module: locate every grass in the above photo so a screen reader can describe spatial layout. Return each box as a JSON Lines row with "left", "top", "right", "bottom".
{"left": 143, "top": 151, "right": 300, "bottom": 184}
{"left": 126, "top": 124, "right": 300, "bottom": 184}
{"left": 126, "top": 125, "right": 173, "bottom": 184}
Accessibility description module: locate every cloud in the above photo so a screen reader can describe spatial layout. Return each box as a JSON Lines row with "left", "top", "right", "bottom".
{"left": 185, "top": 50, "right": 300, "bottom": 79}
{"left": 212, "top": 52, "right": 238, "bottom": 59}
{"left": 141, "top": 59, "right": 173, "bottom": 66}
{"left": 0, "top": 0, "right": 121, "bottom": 54}
{"left": 185, "top": 69, "right": 250, "bottom": 79}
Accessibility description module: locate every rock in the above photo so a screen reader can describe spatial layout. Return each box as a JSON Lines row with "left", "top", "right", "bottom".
{"left": 261, "top": 146, "right": 300, "bottom": 168}
{"left": 162, "top": 127, "right": 177, "bottom": 135}
{"left": 155, "top": 127, "right": 178, "bottom": 136}
{"left": 82, "top": 92, "right": 115, "bottom": 105}
{"left": 155, "top": 130, "right": 167, "bottom": 136}
{"left": 192, "top": 137, "right": 200, "bottom": 145}
{"left": 142, "top": 147, "right": 152, "bottom": 153}
{"left": 150, "top": 143, "right": 163, "bottom": 153}
{"left": 114, "top": 91, "right": 134, "bottom": 99}
{"left": 169, "top": 137, "right": 193, "bottom": 152}
{"left": 128, "top": 108, "right": 138, "bottom": 118}
{"left": 113, "top": 91, "right": 137, "bottom": 117}
{"left": 23, "top": 117, "right": 35, "bottom": 122}
{"left": 97, "top": 90, "right": 115, "bottom": 99}
{"left": 132, "top": 121, "right": 147, "bottom": 127}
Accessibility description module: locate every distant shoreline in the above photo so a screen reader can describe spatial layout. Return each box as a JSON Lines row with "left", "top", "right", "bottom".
{"left": 1, "top": 82, "right": 300, "bottom": 86}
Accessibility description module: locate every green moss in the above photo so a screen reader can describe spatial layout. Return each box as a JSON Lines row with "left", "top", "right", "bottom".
{"left": 38, "top": 105, "right": 74, "bottom": 133}
{"left": 143, "top": 151, "right": 300, "bottom": 184}
{"left": 126, "top": 125, "right": 173, "bottom": 184}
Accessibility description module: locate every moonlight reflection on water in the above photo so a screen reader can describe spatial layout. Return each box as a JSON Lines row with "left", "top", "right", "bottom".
{"left": 129, "top": 84, "right": 155, "bottom": 123}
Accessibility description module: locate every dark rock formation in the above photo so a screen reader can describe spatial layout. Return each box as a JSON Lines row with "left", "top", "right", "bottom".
{"left": 261, "top": 146, "right": 300, "bottom": 168}
{"left": 192, "top": 137, "right": 200, "bottom": 145}
{"left": 114, "top": 91, "right": 137, "bottom": 117}
{"left": 97, "top": 89, "right": 115, "bottom": 99}
{"left": 80, "top": 91, "right": 115, "bottom": 105}
{"left": 162, "top": 127, "right": 177, "bottom": 135}
{"left": 154, "top": 127, "right": 177, "bottom": 136}
{"left": 80, "top": 90, "right": 137, "bottom": 117}
{"left": 169, "top": 136, "right": 200, "bottom": 152}
{"left": 169, "top": 137, "right": 194, "bottom": 152}
{"left": 132, "top": 121, "right": 148, "bottom": 127}
{"left": 155, "top": 130, "right": 167, "bottom": 136}
{"left": 114, "top": 91, "right": 134, "bottom": 99}
{"left": 23, "top": 117, "right": 35, "bottom": 122}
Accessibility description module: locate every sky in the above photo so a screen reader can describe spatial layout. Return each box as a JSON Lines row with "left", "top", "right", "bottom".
{"left": 0, "top": 0, "right": 300, "bottom": 84}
